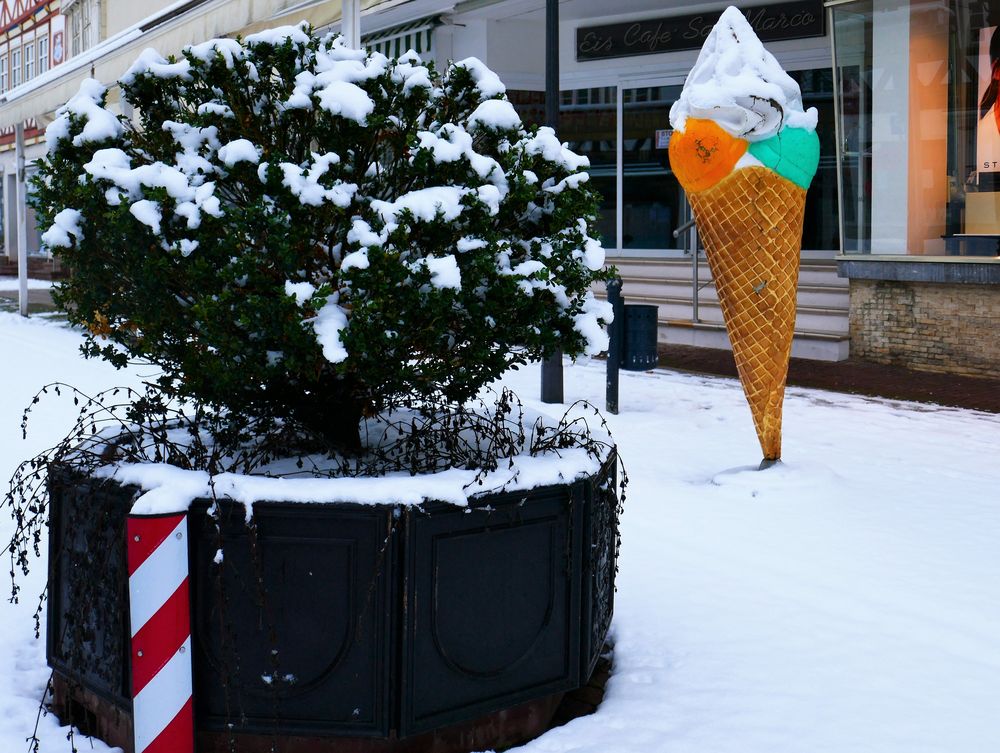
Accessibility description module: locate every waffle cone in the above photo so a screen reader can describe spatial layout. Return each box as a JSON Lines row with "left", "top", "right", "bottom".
{"left": 687, "top": 167, "right": 805, "bottom": 461}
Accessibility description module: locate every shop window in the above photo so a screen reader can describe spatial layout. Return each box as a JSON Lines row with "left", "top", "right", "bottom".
{"left": 791, "top": 68, "right": 840, "bottom": 252}
{"left": 621, "top": 84, "right": 683, "bottom": 251}
{"left": 559, "top": 86, "right": 618, "bottom": 249}
{"left": 511, "top": 75, "right": 837, "bottom": 254}
{"left": 833, "top": 0, "right": 1000, "bottom": 255}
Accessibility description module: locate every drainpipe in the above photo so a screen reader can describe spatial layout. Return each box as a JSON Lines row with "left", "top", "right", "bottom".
{"left": 540, "top": 0, "right": 563, "bottom": 404}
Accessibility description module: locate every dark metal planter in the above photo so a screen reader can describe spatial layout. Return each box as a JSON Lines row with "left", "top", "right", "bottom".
{"left": 46, "top": 454, "right": 619, "bottom": 753}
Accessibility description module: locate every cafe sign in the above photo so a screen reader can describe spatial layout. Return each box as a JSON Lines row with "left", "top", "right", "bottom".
{"left": 576, "top": 0, "right": 824, "bottom": 61}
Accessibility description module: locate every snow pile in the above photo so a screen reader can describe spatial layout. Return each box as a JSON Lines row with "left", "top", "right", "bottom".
{"left": 45, "top": 79, "right": 123, "bottom": 152}
{"left": 71, "top": 394, "right": 610, "bottom": 517}
{"left": 0, "top": 277, "right": 57, "bottom": 291}
{"left": 97, "top": 445, "right": 600, "bottom": 518}
{"left": 39, "top": 209, "right": 83, "bottom": 249}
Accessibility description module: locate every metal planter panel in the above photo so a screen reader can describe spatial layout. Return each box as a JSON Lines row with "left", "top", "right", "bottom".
{"left": 580, "top": 454, "right": 620, "bottom": 682}
{"left": 401, "top": 486, "right": 583, "bottom": 736}
{"left": 47, "top": 469, "right": 134, "bottom": 708}
{"left": 188, "top": 501, "right": 396, "bottom": 737}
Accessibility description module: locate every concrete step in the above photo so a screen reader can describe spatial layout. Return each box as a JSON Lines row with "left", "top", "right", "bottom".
{"left": 0, "top": 255, "right": 67, "bottom": 280}
{"left": 662, "top": 319, "right": 850, "bottom": 362}
{"left": 601, "top": 293, "right": 849, "bottom": 336}
{"left": 607, "top": 257, "right": 848, "bottom": 288}
{"left": 616, "top": 278, "right": 849, "bottom": 310}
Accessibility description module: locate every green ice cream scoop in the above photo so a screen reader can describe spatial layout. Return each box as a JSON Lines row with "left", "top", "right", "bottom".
{"left": 747, "top": 127, "right": 820, "bottom": 190}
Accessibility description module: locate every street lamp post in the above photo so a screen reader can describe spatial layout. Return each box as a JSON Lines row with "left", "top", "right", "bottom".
{"left": 15, "top": 122, "right": 28, "bottom": 318}
{"left": 540, "top": 0, "right": 563, "bottom": 404}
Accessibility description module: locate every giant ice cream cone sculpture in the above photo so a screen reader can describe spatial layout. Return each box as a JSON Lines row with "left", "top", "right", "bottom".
{"left": 668, "top": 7, "right": 820, "bottom": 465}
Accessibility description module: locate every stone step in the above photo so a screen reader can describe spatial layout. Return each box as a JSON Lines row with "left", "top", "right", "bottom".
{"left": 607, "top": 257, "right": 848, "bottom": 288}
{"left": 616, "top": 277, "right": 849, "bottom": 310}
{"left": 662, "top": 320, "right": 851, "bottom": 362}
{"left": 600, "top": 293, "right": 849, "bottom": 336}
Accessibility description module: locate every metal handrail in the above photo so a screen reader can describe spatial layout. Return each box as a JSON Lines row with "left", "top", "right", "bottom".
{"left": 673, "top": 204, "right": 701, "bottom": 323}
{"left": 672, "top": 217, "right": 696, "bottom": 238}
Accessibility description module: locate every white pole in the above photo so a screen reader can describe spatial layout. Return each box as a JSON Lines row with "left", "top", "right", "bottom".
{"left": 14, "top": 122, "right": 28, "bottom": 318}
{"left": 342, "top": 0, "right": 360, "bottom": 48}
{"left": 2, "top": 173, "right": 12, "bottom": 263}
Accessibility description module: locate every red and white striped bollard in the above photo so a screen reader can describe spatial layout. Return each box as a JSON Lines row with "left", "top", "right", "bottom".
{"left": 126, "top": 513, "right": 195, "bottom": 753}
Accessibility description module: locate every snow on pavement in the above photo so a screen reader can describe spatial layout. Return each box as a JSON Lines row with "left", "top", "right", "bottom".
{"left": 0, "top": 313, "right": 146, "bottom": 752}
{"left": 1, "top": 313, "right": 998, "bottom": 752}
{"left": 503, "top": 362, "right": 1000, "bottom": 753}
{"left": 0, "top": 277, "right": 57, "bottom": 291}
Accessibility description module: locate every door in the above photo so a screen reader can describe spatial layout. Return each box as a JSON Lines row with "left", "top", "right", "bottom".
{"left": 618, "top": 78, "right": 689, "bottom": 256}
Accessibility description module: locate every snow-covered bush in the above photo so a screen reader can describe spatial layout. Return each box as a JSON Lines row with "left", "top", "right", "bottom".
{"left": 34, "top": 24, "right": 613, "bottom": 453}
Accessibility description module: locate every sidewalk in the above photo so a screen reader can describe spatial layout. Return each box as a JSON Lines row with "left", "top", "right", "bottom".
{"left": 0, "top": 288, "right": 59, "bottom": 315}
{"left": 6, "top": 284, "right": 997, "bottom": 414}
{"left": 661, "top": 343, "right": 1000, "bottom": 414}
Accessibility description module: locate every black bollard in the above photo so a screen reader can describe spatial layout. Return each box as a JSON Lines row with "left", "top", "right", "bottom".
{"left": 606, "top": 278, "right": 623, "bottom": 414}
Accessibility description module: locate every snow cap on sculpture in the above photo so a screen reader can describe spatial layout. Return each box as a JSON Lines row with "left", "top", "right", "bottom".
{"left": 667, "top": 6, "right": 819, "bottom": 465}
{"left": 669, "top": 6, "right": 816, "bottom": 141}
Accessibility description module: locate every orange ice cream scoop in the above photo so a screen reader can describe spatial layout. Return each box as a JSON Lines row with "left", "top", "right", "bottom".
{"left": 668, "top": 118, "right": 748, "bottom": 193}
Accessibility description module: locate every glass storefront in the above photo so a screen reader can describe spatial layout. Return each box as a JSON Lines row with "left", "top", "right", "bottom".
{"left": 621, "top": 85, "right": 684, "bottom": 251}
{"left": 559, "top": 87, "right": 618, "bottom": 247}
{"left": 512, "top": 68, "right": 839, "bottom": 255}
{"left": 832, "top": 0, "right": 1000, "bottom": 255}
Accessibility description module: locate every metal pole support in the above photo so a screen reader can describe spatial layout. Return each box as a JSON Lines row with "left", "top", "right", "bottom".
{"left": 342, "top": 0, "right": 360, "bottom": 48}
{"left": 540, "top": 0, "right": 563, "bottom": 405}
{"left": 15, "top": 122, "right": 28, "bottom": 317}
{"left": 606, "top": 277, "right": 623, "bottom": 414}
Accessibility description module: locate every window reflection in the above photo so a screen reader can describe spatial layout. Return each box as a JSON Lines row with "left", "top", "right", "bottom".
{"left": 833, "top": 0, "right": 1000, "bottom": 255}
{"left": 558, "top": 87, "right": 618, "bottom": 248}
{"left": 510, "top": 71, "right": 840, "bottom": 255}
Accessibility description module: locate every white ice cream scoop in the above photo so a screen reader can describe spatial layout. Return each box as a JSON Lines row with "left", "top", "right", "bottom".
{"left": 669, "top": 6, "right": 817, "bottom": 141}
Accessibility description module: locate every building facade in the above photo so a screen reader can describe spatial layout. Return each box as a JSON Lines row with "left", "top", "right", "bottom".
{"left": 1, "top": 0, "right": 64, "bottom": 261}
{"left": 830, "top": 0, "right": 1000, "bottom": 377}
{"left": 0, "top": 0, "right": 995, "bottom": 375}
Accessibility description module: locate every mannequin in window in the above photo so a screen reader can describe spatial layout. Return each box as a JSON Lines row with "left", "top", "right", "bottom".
{"left": 977, "top": 26, "right": 1000, "bottom": 185}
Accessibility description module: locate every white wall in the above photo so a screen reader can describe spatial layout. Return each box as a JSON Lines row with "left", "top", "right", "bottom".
{"left": 447, "top": 17, "right": 545, "bottom": 91}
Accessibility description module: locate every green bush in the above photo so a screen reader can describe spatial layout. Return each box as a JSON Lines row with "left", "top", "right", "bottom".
{"left": 34, "top": 25, "right": 613, "bottom": 453}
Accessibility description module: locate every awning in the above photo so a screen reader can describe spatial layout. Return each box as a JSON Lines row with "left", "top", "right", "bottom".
{"left": 362, "top": 16, "right": 440, "bottom": 58}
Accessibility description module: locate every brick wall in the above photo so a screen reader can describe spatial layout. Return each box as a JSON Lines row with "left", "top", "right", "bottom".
{"left": 849, "top": 280, "right": 1000, "bottom": 378}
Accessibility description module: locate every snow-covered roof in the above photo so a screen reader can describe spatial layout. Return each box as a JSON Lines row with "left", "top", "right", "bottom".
{"left": 0, "top": 0, "right": 404, "bottom": 124}
{"left": 0, "top": 0, "right": 225, "bottom": 123}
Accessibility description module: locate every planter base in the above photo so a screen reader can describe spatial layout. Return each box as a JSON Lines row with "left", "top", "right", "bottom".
{"left": 50, "top": 672, "right": 564, "bottom": 753}
{"left": 46, "top": 456, "right": 620, "bottom": 752}
{"left": 52, "top": 652, "right": 613, "bottom": 753}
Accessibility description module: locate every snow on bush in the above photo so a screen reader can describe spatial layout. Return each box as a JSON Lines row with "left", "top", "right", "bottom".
{"left": 33, "top": 25, "right": 614, "bottom": 453}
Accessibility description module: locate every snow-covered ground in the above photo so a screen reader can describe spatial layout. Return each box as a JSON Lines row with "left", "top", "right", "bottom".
{"left": 0, "top": 277, "right": 57, "bottom": 291}
{"left": 1, "top": 311, "right": 998, "bottom": 752}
